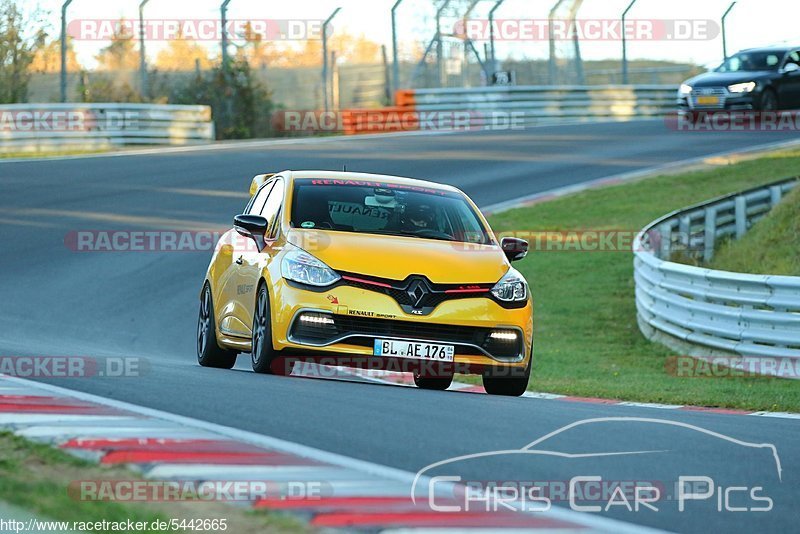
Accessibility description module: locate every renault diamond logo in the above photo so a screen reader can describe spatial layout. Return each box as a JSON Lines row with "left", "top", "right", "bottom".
{"left": 407, "top": 279, "right": 429, "bottom": 308}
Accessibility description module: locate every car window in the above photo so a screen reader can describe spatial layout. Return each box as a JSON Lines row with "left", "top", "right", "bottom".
{"left": 260, "top": 179, "right": 284, "bottom": 239}
{"left": 290, "top": 179, "right": 490, "bottom": 244}
{"left": 717, "top": 51, "right": 783, "bottom": 72}
{"left": 786, "top": 51, "right": 800, "bottom": 67}
{"left": 247, "top": 181, "right": 274, "bottom": 215}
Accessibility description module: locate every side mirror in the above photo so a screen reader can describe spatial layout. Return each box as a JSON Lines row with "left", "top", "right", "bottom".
{"left": 234, "top": 214, "right": 268, "bottom": 251}
{"left": 501, "top": 237, "right": 529, "bottom": 262}
{"left": 782, "top": 63, "right": 800, "bottom": 74}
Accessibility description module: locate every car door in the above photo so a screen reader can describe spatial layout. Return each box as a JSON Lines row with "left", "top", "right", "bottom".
{"left": 216, "top": 180, "right": 275, "bottom": 340}
{"left": 778, "top": 50, "right": 800, "bottom": 109}
{"left": 230, "top": 177, "right": 286, "bottom": 336}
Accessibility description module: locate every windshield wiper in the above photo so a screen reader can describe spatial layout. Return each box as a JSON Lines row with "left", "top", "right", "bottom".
{"left": 369, "top": 230, "right": 456, "bottom": 242}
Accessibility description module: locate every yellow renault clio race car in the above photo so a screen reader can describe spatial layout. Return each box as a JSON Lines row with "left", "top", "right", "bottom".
{"left": 197, "top": 171, "right": 533, "bottom": 396}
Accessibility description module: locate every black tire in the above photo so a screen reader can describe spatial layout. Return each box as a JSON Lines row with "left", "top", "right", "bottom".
{"left": 413, "top": 369, "right": 454, "bottom": 391}
{"left": 251, "top": 284, "right": 292, "bottom": 375}
{"left": 197, "top": 284, "right": 238, "bottom": 369}
{"left": 760, "top": 89, "right": 778, "bottom": 112}
{"left": 483, "top": 358, "right": 531, "bottom": 397}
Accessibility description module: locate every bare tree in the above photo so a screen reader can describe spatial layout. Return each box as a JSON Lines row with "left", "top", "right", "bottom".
{"left": 0, "top": 0, "right": 45, "bottom": 103}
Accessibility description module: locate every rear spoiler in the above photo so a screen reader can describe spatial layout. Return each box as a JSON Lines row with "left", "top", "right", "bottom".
{"left": 249, "top": 173, "right": 276, "bottom": 196}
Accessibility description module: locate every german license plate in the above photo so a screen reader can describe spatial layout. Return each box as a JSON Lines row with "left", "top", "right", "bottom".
{"left": 373, "top": 339, "right": 455, "bottom": 362}
{"left": 696, "top": 96, "right": 720, "bottom": 105}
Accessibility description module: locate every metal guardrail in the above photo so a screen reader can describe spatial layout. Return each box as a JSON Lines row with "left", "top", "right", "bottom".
{"left": 633, "top": 178, "right": 800, "bottom": 359}
{"left": 0, "top": 103, "right": 214, "bottom": 153}
{"left": 395, "top": 85, "right": 676, "bottom": 125}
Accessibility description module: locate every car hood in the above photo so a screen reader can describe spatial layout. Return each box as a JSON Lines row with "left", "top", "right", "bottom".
{"left": 287, "top": 229, "right": 509, "bottom": 284}
{"left": 685, "top": 70, "right": 774, "bottom": 87}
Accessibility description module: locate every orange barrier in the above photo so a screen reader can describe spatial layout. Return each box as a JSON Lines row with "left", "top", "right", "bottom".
{"left": 394, "top": 89, "right": 416, "bottom": 108}
{"left": 340, "top": 107, "right": 420, "bottom": 135}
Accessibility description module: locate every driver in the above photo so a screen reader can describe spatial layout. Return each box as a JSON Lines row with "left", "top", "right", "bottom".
{"left": 403, "top": 203, "right": 436, "bottom": 230}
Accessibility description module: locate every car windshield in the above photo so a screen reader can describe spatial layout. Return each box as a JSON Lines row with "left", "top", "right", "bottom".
{"left": 716, "top": 51, "right": 784, "bottom": 72}
{"left": 290, "top": 179, "right": 491, "bottom": 244}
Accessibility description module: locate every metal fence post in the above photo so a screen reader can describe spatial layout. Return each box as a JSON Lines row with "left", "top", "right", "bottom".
{"left": 678, "top": 215, "right": 691, "bottom": 254}
{"left": 734, "top": 195, "right": 747, "bottom": 239}
{"left": 322, "top": 7, "right": 341, "bottom": 112}
{"left": 436, "top": 0, "right": 451, "bottom": 88}
{"left": 703, "top": 207, "right": 717, "bottom": 263}
{"left": 721, "top": 2, "right": 737, "bottom": 60}
{"left": 220, "top": 0, "right": 232, "bottom": 72}
{"left": 621, "top": 0, "right": 637, "bottom": 85}
{"left": 488, "top": 0, "right": 505, "bottom": 75}
{"left": 548, "top": 0, "right": 567, "bottom": 85}
{"left": 391, "top": 0, "right": 405, "bottom": 99}
{"left": 770, "top": 185, "right": 783, "bottom": 207}
{"left": 569, "top": 0, "right": 585, "bottom": 85}
{"left": 60, "top": 0, "right": 74, "bottom": 103}
{"left": 139, "top": 0, "right": 151, "bottom": 99}
{"left": 658, "top": 222, "right": 672, "bottom": 260}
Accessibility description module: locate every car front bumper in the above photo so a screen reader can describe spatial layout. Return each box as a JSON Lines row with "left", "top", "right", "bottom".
{"left": 269, "top": 280, "right": 533, "bottom": 373}
{"left": 677, "top": 91, "right": 760, "bottom": 112}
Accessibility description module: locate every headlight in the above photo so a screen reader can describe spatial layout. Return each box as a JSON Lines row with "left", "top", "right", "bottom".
{"left": 728, "top": 82, "right": 756, "bottom": 93}
{"left": 679, "top": 84, "right": 693, "bottom": 96}
{"left": 491, "top": 268, "right": 528, "bottom": 302}
{"left": 281, "top": 248, "right": 340, "bottom": 287}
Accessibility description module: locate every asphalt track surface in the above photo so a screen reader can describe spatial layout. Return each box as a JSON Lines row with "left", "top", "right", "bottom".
{"left": 1, "top": 120, "right": 798, "bottom": 533}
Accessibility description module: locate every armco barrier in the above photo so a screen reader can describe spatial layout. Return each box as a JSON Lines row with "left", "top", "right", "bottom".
{"left": 341, "top": 85, "right": 675, "bottom": 134}
{"left": 0, "top": 103, "right": 214, "bottom": 153}
{"left": 633, "top": 177, "right": 800, "bottom": 360}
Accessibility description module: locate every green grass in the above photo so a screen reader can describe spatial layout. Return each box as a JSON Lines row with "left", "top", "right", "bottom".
{"left": 0, "top": 432, "right": 306, "bottom": 533}
{"left": 0, "top": 149, "right": 110, "bottom": 159}
{"left": 710, "top": 185, "right": 800, "bottom": 276}
{"left": 482, "top": 148, "right": 800, "bottom": 412}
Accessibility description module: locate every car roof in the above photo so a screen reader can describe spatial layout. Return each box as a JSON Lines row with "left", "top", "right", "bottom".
{"left": 282, "top": 170, "right": 462, "bottom": 194}
{"left": 737, "top": 46, "right": 796, "bottom": 54}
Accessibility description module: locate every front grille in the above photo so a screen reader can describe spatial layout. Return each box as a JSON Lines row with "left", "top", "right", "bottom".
{"left": 290, "top": 313, "right": 523, "bottom": 360}
{"left": 335, "top": 315, "right": 481, "bottom": 343}
{"left": 340, "top": 272, "right": 493, "bottom": 315}
{"left": 690, "top": 87, "right": 727, "bottom": 109}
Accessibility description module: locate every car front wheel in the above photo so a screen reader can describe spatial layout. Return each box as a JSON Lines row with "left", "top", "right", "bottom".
{"left": 413, "top": 368, "right": 454, "bottom": 391}
{"left": 483, "top": 358, "right": 531, "bottom": 397}
{"left": 251, "top": 285, "right": 292, "bottom": 375}
{"left": 197, "top": 284, "right": 238, "bottom": 369}
{"left": 760, "top": 89, "right": 778, "bottom": 111}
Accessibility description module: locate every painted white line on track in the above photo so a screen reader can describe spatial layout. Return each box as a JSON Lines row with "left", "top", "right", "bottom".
{"left": 0, "top": 414, "right": 134, "bottom": 424}
{"left": 334, "top": 368, "right": 800, "bottom": 419}
{"left": 18, "top": 426, "right": 214, "bottom": 440}
{"left": 0, "top": 118, "right": 664, "bottom": 165}
{"left": 481, "top": 138, "right": 800, "bottom": 215}
{"left": 749, "top": 412, "right": 800, "bottom": 419}
{"left": 0, "top": 374, "right": 667, "bottom": 534}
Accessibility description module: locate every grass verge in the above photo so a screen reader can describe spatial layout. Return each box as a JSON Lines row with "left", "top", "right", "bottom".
{"left": 710, "top": 185, "right": 800, "bottom": 275}
{"left": 483, "top": 148, "right": 800, "bottom": 412}
{"left": 0, "top": 149, "right": 110, "bottom": 159}
{"left": 0, "top": 431, "right": 306, "bottom": 533}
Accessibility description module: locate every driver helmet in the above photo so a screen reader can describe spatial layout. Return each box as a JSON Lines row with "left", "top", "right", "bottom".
{"left": 405, "top": 203, "right": 436, "bottom": 229}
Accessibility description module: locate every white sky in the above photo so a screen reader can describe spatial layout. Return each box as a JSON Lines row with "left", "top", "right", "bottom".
{"left": 26, "top": 0, "right": 800, "bottom": 69}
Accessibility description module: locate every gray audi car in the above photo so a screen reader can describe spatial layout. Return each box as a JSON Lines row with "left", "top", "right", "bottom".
{"left": 678, "top": 46, "right": 800, "bottom": 113}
